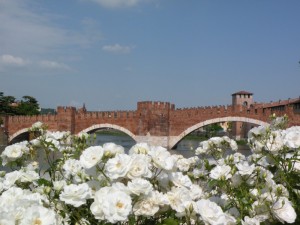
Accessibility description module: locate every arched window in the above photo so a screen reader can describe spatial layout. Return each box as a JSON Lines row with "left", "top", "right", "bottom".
{"left": 243, "top": 101, "right": 248, "bottom": 106}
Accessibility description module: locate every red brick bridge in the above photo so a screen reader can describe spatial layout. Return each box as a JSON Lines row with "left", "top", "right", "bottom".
{"left": 3, "top": 92, "right": 300, "bottom": 148}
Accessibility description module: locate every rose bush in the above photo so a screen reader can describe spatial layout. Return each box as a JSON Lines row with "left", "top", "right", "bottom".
{"left": 0, "top": 115, "right": 299, "bottom": 225}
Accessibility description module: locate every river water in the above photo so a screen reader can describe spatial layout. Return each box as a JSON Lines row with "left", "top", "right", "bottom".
{"left": 93, "top": 133, "right": 251, "bottom": 158}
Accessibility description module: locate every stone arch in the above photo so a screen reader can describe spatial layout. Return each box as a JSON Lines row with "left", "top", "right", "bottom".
{"left": 169, "top": 117, "right": 269, "bottom": 149}
{"left": 9, "top": 128, "right": 29, "bottom": 143}
{"left": 78, "top": 124, "right": 137, "bottom": 142}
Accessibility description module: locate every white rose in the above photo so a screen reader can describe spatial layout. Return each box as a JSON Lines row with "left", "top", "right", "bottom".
{"left": 127, "top": 154, "right": 152, "bottom": 179}
{"left": 189, "top": 184, "right": 203, "bottom": 200}
{"left": 129, "top": 143, "right": 150, "bottom": 155}
{"left": 272, "top": 197, "right": 296, "bottom": 224}
{"left": 3, "top": 171, "right": 22, "bottom": 189}
{"left": 241, "top": 216, "right": 260, "bottom": 225}
{"left": 91, "top": 186, "right": 132, "bottom": 223}
{"left": 195, "top": 199, "right": 225, "bottom": 225}
{"left": 128, "top": 178, "right": 153, "bottom": 196}
{"left": 31, "top": 121, "right": 43, "bottom": 129}
{"left": 53, "top": 180, "right": 67, "bottom": 191}
{"left": 148, "top": 146, "right": 175, "bottom": 171}
{"left": 80, "top": 146, "right": 104, "bottom": 169}
{"left": 133, "top": 197, "right": 160, "bottom": 217}
{"left": 19, "top": 205, "right": 58, "bottom": 225}
{"left": 283, "top": 126, "right": 300, "bottom": 149}
{"left": 1, "top": 142, "right": 29, "bottom": 165}
{"left": 266, "top": 130, "right": 284, "bottom": 154}
{"left": 59, "top": 183, "right": 92, "bottom": 207}
{"left": 19, "top": 170, "right": 39, "bottom": 183}
{"left": 236, "top": 161, "right": 255, "bottom": 176}
{"left": 210, "top": 165, "right": 232, "bottom": 180}
{"left": 166, "top": 187, "right": 192, "bottom": 213}
{"left": 105, "top": 154, "right": 132, "bottom": 180}
{"left": 176, "top": 157, "right": 192, "bottom": 172}
{"left": 103, "top": 142, "right": 124, "bottom": 155}
{"left": 169, "top": 172, "right": 192, "bottom": 188}
{"left": 63, "top": 159, "right": 83, "bottom": 178}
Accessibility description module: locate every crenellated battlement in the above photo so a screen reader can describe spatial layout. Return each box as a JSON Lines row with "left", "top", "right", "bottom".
{"left": 137, "top": 101, "right": 175, "bottom": 110}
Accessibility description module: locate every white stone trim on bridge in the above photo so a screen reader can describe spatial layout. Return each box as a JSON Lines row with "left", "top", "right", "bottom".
{"left": 78, "top": 124, "right": 137, "bottom": 142}
{"left": 9, "top": 128, "right": 29, "bottom": 142}
{"left": 168, "top": 117, "right": 269, "bottom": 149}
{"left": 135, "top": 135, "right": 169, "bottom": 148}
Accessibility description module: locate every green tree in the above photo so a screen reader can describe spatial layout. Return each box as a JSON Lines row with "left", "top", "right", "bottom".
{"left": 16, "top": 96, "right": 40, "bottom": 115}
{"left": 204, "top": 123, "right": 223, "bottom": 138}
{"left": 0, "top": 93, "right": 17, "bottom": 115}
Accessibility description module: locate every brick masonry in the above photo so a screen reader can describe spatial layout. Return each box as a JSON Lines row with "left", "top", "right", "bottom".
{"left": 4, "top": 94, "right": 300, "bottom": 148}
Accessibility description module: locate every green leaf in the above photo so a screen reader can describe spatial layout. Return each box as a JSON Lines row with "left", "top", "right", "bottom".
{"left": 37, "top": 178, "right": 52, "bottom": 187}
{"left": 159, "top": 218, "right": 179, "bottom": 225}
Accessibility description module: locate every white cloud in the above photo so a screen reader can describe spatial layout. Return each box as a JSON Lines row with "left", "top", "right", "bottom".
{"left": 0, "top": 55, "right": 29, "bottom": 67}
{"left": 0, "top": 54, "right": 72, "bottom": 72}
{"left": 88, "top": 0, "right": 142, "bottom": 8}
{"left": 102, "top": 44, "right": 132, "bottom": 54}
{"left": 39, "top": 60, "right": 72, "bottom": 71}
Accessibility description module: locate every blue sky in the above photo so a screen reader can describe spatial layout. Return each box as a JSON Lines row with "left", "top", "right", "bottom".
{"left": 0, "top": 0, "right": 299, "bottom": 111}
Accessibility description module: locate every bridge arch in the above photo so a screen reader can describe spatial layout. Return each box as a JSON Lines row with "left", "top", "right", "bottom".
{"left": 78, "top": 124, "right": 137, "bottom": 142}
{"left": 9, "top": 128, "right": 30, "bottom": 143}
{"left": 169, "top": 116, "right": 269, "bottom": 149}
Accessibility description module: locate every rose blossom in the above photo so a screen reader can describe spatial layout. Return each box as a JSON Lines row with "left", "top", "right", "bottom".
{"left": 129, "top": 143, "right": 150, "bottom": 155}
{"left": 283, "top": 126, "right": 300, "bottom": 149}
{"left": 148, "top": 146, "right": 175, "bottom": 171}
{"left": 59, "top": 183, "right": 92, "bottom": 207}
{"left": 80, "top": 146, "right": 104, "bottom": 169}
{"left": 105, "top": 153, "right": 132, "bottom": 180}
{"left": 91, "top": 185, "right": 132, "bottom": 223}
{"left": 127, "top": 154, "right": 152, "bottom": 179}
{"left": 236, "top": 161, "right": 255, "bottom": 176}
{"left": 127, "top": 178, "right": 153, "bottom": 196}
{"left": 272, "top": 197, "right": 296, "bottom": 224}
{"left": 19, "top": 205, "right": 58, "bottom": 225}
{"left": 210, "top": 165, "right": 232, "bottom": 180}
{"left": 195, "top": 199, "right": 226, "bottom": 225}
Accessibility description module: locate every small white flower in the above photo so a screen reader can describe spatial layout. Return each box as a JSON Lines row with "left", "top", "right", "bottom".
{"left": 19, "top": 205, "right": 58, "bottom": 225}
{"left": 272, "top": 197, "right": 296, "bottom": 224}
{"left": 129, "top": 143, "right": 150, "bottom": 155}
{"left": 148, "top": 146, "right": 175, "bottom": 171}
{"left": 103, "top": 142, "right": 125, "bottom": 155}
{"left": 63, "top": 159, "right": 83, "bottom": 178}
{"left": 236, "top": 161, "right": 255, "bottom": 176}
{"left": 59, "top": 183, "right": 92, "bottom": 207}
{"left": 283, "top": 126, "right": 300, "bottom": 149}
{"left": 242, "top": 216, "right": 260, "bottom": 225}
{"left": 105, "top": 154, "right": 132, "bottom": 180}
{"left": 210, "top": 165, "right": 232, "bottom": 180}
{"left": 169, "top": 172, "right": 192, "bottom": 188}
{"left": 166, "top": 187, "right": 192, "bottom": 213}
{"left": 80, "top": 146, "right": 104, "bottom": 169}
{"left": 53, "top": 180, "right": 67, "bottom": 191}
{"left": 31, "top": 121, "right": 43, "bottom": 129}
{"left": 128, "top": 178, "right": 153, "bottom": 196}
{"left": 127, "top": 154, "right": 152, "bottom": 179}
{"left": 195, "top": 199, "right": 225, "bottom": 225}
{"left": 91, "top": 186, "right": 132, "bottom": 223}
{"left": 1, "top": 141, "right": 29, "bottom": 165}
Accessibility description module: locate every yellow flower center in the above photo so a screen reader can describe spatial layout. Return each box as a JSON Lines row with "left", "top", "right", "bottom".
{"left": 33, "top": 218, "right": 42, "bottom": 225}
{"left": 116, "top": 201, "right": 124, "bottom": 209}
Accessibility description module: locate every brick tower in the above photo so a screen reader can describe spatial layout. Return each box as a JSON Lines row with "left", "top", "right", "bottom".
{"left": 232, "top": 91, "right": 254, "bottom": 139}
